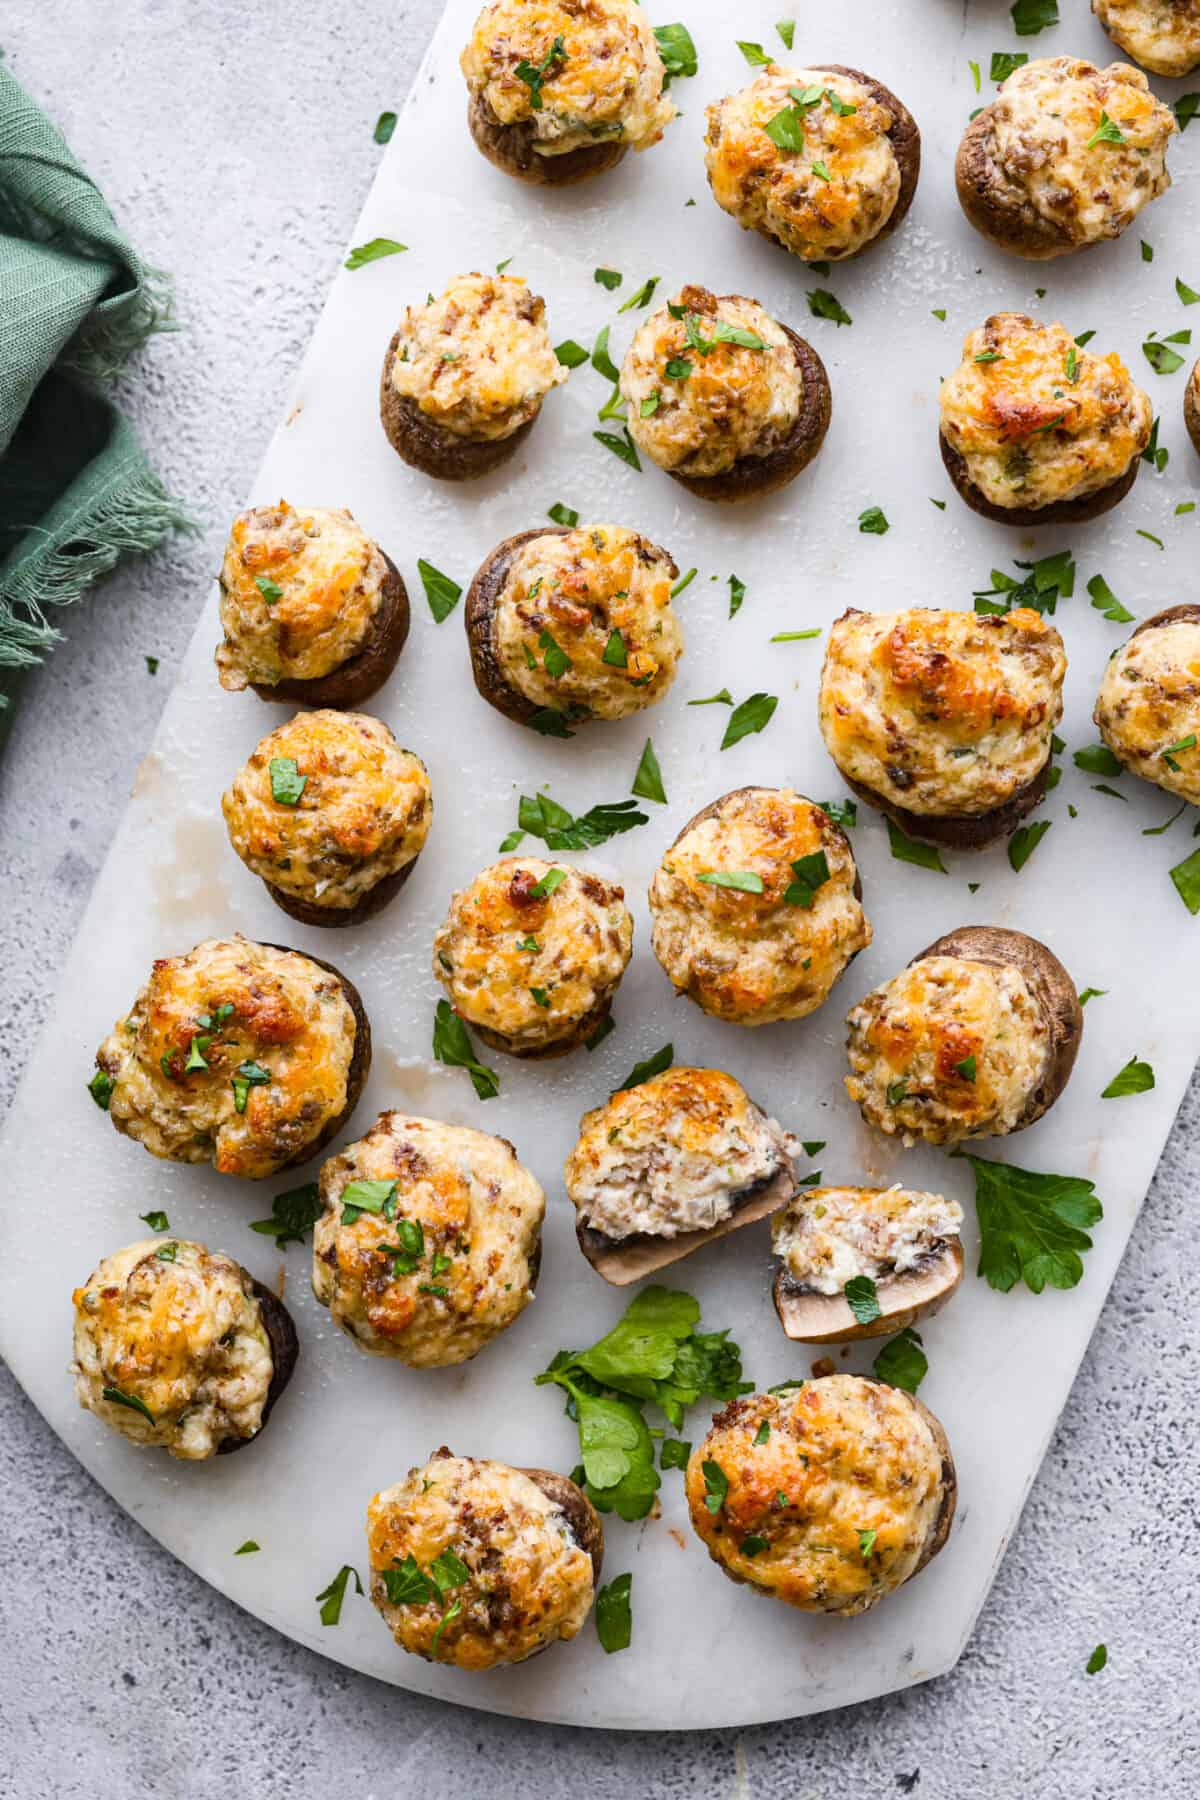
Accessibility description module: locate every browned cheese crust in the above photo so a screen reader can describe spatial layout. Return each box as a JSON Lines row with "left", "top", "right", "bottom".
{"left": 249, "top": 552, "right": 410, "bottom": 708}
{"left": 671, "top": 322, "right": 832, "bottom": 504}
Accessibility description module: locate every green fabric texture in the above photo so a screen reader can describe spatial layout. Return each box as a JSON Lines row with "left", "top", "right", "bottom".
{"left": 0, "top": 61, "right": 190, "bottom": 725}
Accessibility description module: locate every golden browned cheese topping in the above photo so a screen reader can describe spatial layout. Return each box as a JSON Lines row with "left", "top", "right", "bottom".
{"left": 388, "top": 273, "right": 566, "bottom": 442}
{"left": 432, "top": 859, "right": 632, "bottom": 1052}
{"left": 976, "top": 57, "right": 1175, "bottom": 248}
{"left": 93, "top": 937, "right": 358, "bottom": 1178}
{"left": 818, "top": 606, "right": 1067, "bottom": 816}
{"left": 460, "top": 0, "right": 675, "bottom": 156}
{"left": 215, "top": 502, "right": 387, "bottom": 691}
{"left": 222, "top": 711, "right": 432, "bottom": 910}
{"left": 1095, "top": 617, "right": 1200, "bottom": 803}
{"left": 685, "top": 1376, "right": 948, "bottom": 1615}
{"left": 312, "top": 1112, "right": 544, "bottom": 1367}
{"left": 565, "top": 1065, "right": 794, "bottom": 1241}
{"left": 648, "top": 789, "right": 871, "bottom": 1025}
{"left": 705, "top": 67, "right": 901, "bottom": 260}
{"left": 940, "top": 315, "right": 1152, "bottom": 511}
{"left": 494, "top": 526, "right": 683, "bottom": 719}
{"left": 367, "top": 1453, "right": 596, "bottom": 1668}
{"left": 72, "top": 1239, "right": 273, "bottom": 1459}
{"left": 620, "top": 285, "right": 802, "bottom": 478}
{"left": 1093, "top": 0, "right": 1200, "bottom": 80}
{"left": 845, "top": 955, "right": 1049, "bottom": 1146}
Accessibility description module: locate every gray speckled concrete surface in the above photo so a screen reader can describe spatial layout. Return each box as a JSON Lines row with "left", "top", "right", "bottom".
{"left": 0, "top": 5, "right": 1196, "bottom": 1795}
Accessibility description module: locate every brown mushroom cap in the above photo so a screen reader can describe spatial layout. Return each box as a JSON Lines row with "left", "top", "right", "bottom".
{"left": 773, "top": 1235, "right": 964, "bottom": 1344}
{"left": 577, "top": 1157, "right": 796, "bottom": 1287}
{"left": 465, "top": 525, "right": 573, "bottom": 727}
{"left": 665, "top": 785, "right": 863, "bottom": 899}
{"left": 264, "top": 944, "right": 373, "bottom": 1167}
{"left": 906, "top": 1390, "right": 958, "bottom": 1572}
{"left": 842, "top": 762, "right": 1051, "bottom": 852}
{"left": 808, "top": 66, "right": 921, "bottom": 252}
{"left": 262, "top": 856, "right": 419, "bottom": 931}
{"left": 1184, "top": 364, "right": 1200, "bottom": 458}
{"left": 379, "top": 327, "right": 539, "bottom": 480}
{"left": 939, "top": 427, "right": 1140, "bottom": 526}
{"left": 1131, "top": 602, "right": 1200, "bottom": 640}
{"left": 520, "top": 1467, "right": 605, "bottom": 1585}
{"left": 667, "top": 321, "right": 832, "bottom": 504}
{"left": 914, "top": 925, "right": 1082, "bottom": 1131}
{"left": 467, "top": 91, "right": 628, "bottom": 186}
{"left": 248, "top": 553, "right": 410, "bottom": 709}
{"left": 216, "top": 1275, "right": 300, "bottom": 1455}
{"left": 955, "top": 108, "right": 1074, "bottom": 260}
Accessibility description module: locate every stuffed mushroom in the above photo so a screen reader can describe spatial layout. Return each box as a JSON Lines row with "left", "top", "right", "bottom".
{"left": 565, "top": 1065, "right": 798, "bottom": 1283}
{"left": 771, "top": 1186, "right": 964, "bottom": 1343}
{"left": 648, "top": 787, "right": 871, "bottom": 1024}
{"left": 818, "top": 605, "right": 1067, "bottom": 849}
{"left": 1093, "top": 0, "right": 1200, "bottom": 77}
{"left": 222, "top": 710, "right": 432, "bottom": 927}
{"left": 367, "top": 1450, "right": 602, "bottom": 1668}
{"left": 432, "top": 858, "right": 633, "bottom": 1058}
{"left": 460, "top": 0, "right": 675, "bottom": 185}
{"left": 956, "top": 57, "right": 1175, "bottom": 260}
{"left": 90, "top": 936, "right": 371, "bottom": 1178}
{"left": 685, "top": 1375, "right": 956, "bottom": 1616}
{"left": 214, "top": 501, "right": 409, "bottom": 707}
{"left": 1095, "top": 604, "right": 1200, "bottom": 803}
{"left": 72, "top": 1238, "right": 298, "bottom": 1459}
{"left": 845, "top": 927, "right": 1082, "bottom": 1149}
{"left": 939, "top": 314, "right": 1151, "bottom": 526}
{"left": 379, "top": 273, "right": 566, "bottom": 480}
{"left": 313, "top": 1111, "right": 544, "bottom": 1367}
{"left": 618, "top": 284, "right": 831, "bottom": 503}
{"left": 465, "top": 523, "right": 683, "bottom": 730}
{"left": 704, "top": 64, "right": 920, "bottom": 263}
{"left": 1185, "top": 359, "right": 1200, "bottom": 457}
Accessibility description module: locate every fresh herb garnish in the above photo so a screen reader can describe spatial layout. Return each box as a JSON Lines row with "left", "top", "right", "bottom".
{"left": 887, "top": 819, "right": 946, "bottom": 873}
{"left": 515, "top": 36, "right": 567, "bottom": 111}
{"left": 1087, "top": 573, "right": 1134, "bottom": 623}
{"left": 702, "top": 1459, "right": 729, "bottom": 1513}
{"left": 697, "top": 870, "right": 765, "bottom": 893}
{"left": 316, "top": 1564, "right": 363, "bottom": 1626}
{"left": 140, "top": 1210, "right": 170, "bottom": 1232}
{"left": 1161, "top": 733, "right": 1197, "bottom": 772}
{"left": 1171, "top": 845, "right": 1200, "bottom": 913}
{"left": 250, "top": 1182, "right": 322, "bottom": 1248}
{"left": 1100, "top": 1056, "right": 1155, "bottom": 1099}
{"left": 548, "top": 501, "right": 579, "bottom": 526}
{"left": 630, "top": 737, "right": 667, "bottom": 805}
{"left": 807, "top": 288, "right": 852, "bottom": 326}
{"left": 858, "top": 506, "right": 889, "bottom": 535}
{"left": 102, "top": 1385, "right": 154, "bottom": 1423}
{"left": 1078, "top": 987, "right": 1107, "bottom": 1005}
{"left": 737, "top": 40, "right": 771, "bottom": 66}
{"left": 339, "top": 1178, "right": 397, "bottom": 1226}
{"left": 670, "top": 567, "right": 697, "bottom": 599}
{"left": 254, "top": 574, "right": 283, "bottom": 605}
{"left": 268, "top": 756, "right": 307, "bottom": 806}
{"left": 966, "top": 1153, "right": 1102, "bottom": 1293}
{"left": 728, "top": 573, "right": 746, "bottom": 618}
{"left": 538, "top": 628, "right": 572, "bottom": 678}
{"left": 432, "top": 1000, "right": 499, "bottom": 1099}
{"left": 872, "top": 1326, "right": 927, "bottom": 1392}
{"left": 231, "top": 1060, "right": 270, "bottom": 1114}
{"left": 554, "top": 339, "right": 588, "bottom": 369}
{"left": 776, "top": 20, "right": 795, "bottom": 49}
{"left": 1177, "top": 276, "right": 1200, "bottom": 305}
{"left": 373, "top": 111, "right": 397, "bottom": 144}
{"left": 1074, "top": 744, "right": 1123, "bottom": 776}
{"left": 654, "top": 23, "right": 698, "bottom": 81}
{"left": 594, "top": 428, "right": 641, "bottom": 470}
{"left": 591, "top": 323, "right": 619, "bottom": 382}
{"left": 1086, "top": 1643, "right": 1108, "bottom": 1674}
{"left": 144, "top": 655, "right": 159, "bottom": 674}
{"left": 858, "top": 1528, "right": 878, "bottom": 1560}
{"left": 1143, "top": 329, "right": 1191, "bottom": 376}
{"left": 1008, "top": 820, "right": 1052, "bottom": 871}
{"left": 88, "top": 1069, "right": 115, "bottom": 1110}
{"left": 784, "top": 849, "right": 830, "bottom": 907}
{"left": 844, "top": 1275, "right": 881, "bottom": 1326}
{"left": 660, "top": 1438, "right": 691, "bottom": 1469}
{"left": 344, "top": 237, "right": 406, "bottom": 270}
{"left": 235, "top": 1540, "right": 260, "bottom": 1555}
{"left": 512, "top": 791, "right": 647, "bottom": 851}
{"left": 689, "top": 688, "right": 732, "bottom": 706}
{"left": 618, "top": 1043, "right": 674, "bottom": 1092}
{"left": 619, "top": 277, "right": 659, "bottom": 313}
{"left": 417, "top": 558, "right": 462, "bottom": 623}
{"left": 1086, "top": 111, "right": 1126, "bottom": 150}
{"left": 595, "top": 267, "right": 623, "bottom": 291}
{"left": 595, "top": 1573, "right": 634, "bottom": 1652}
{"left": 990, "top": 51, "right": 1028, "bottom": 80}
{"left": 721, "top": 691, "right": 778, "bottom": 750}
{"left": 770, "top": 629, "right": 821, "bottom": 643}
{"left": 973, "top": 548, "right": 1074, "bottom": 616}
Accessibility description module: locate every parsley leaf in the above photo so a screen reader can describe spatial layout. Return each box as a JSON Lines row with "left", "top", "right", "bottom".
{"left": 513, "top": 791, "right": 647, "bottom": 851}
{"left": 373, "top": 111, "right": 397, "bottom": 145}
{"left": 619, "top": 277, "right": 659, "bottom": 313}
{"left": 316, "top": 1564, "right": 363, "bottom": 1626}
{"left": 654, "top": 23, "right": 697, "bottom": 81}
{"left": 1101, "top": 1056, "right": 1155, "bottom": 1099}
{"left": 591, "top": 323, "right": 619, "bottom": 382}
{"left": 689, "top": 688, "right": 732, "bottom": 707}
{"left": 871, "top": 1326, "right": 927, "bottom": 1392}
{"left": 1171, "top": 844, "right": 1200, "bottom": 913}
{"left": 268, "top": 756, "right": 307, "bottom": 806}
{"left": 617, "top": 1044, "right": 673, "bottom": 1092}
{"left": 784, "top": 849, "right": 830, "bottom": 907}
{"left": 966, "top": 1153, "right": 1102, "bottom": 1293}
{"left": 432, "top": 1000, "right": 499, "bottom": 1100}
{"left": 807, "top": 288, "right": 852, "bottom": 327}
{"left": 776, "top": 20, "right": 795, "bottom": 49}
{"left": 596, "top": 1573, "right": 633, "bottom": 1652}
{"left": 737, "top": 40, "right": 771, "bottom": 66}
{"left": 697, "top": 870, "right": 765, "bottom": 893}
{"left": 728, "top": 573, "right": 746, "bottom": 618}
{"left": 1008, "top": 820, "right": 1052, "bottom": 871}
{"left": 102, "top": 1385, "right": 154, "bottom": 1423}
{"left": 1073, "top": 744, "right": 1123, "bottom": 776}
{"left": 887, "top": 818, "right": 947, "bottom": 873}
{"left": 721, "top": 691, "right": 778, "bottom": 749}
{"left": 595, "top": 267, "right": 622, "bottom": 291}
{"left": 858, "top": 506, "right": 889, "bottom": 535}
{"left": 631, "top": 737, "right": 667, "bottom": 804}
{"left": 1087, "top": 574, "right": 1134, "bottom": 623}
{"left": 250, "top": 1182, "right": 322, "bottom": 1248}
{"left": 548, "top": 502, "right": 579, "bottom": 526}
{"left": 344, "top": 237, "right": 406, "bottom": 271}
{"left": 417, "top": 558, "right": 462, "bottom": 623}
{"left": 1086, "top": 111, "right": 1126, "bottom": 150}
{"left": 1010, "top": 0, "right": 1058, "bottom": 33}
{"left": 594, "top": 428, "right": 641, "bottom": 470}
{"left": 1086, "top": 1643, "right": 1108, "bottom": 1674}
{"left": 139, "top": 1210, "right": 169, "bottom": 1232}
{"left": 515, "top": 36, "right": 567, "bottom": 110}
{"left": 844, "top": 1276, "right": 882, "bottom": 1325}
{"left": 554, "top": 340, "right": 589, "bottom": 369}
{"left": 88, "top": 1069, "right": 114, "bottom": 1110}
{"left": 991, "top": 51, "right": 1028, "bottom": 80}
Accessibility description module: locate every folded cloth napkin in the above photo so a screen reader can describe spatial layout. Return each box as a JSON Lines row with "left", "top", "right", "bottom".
{"left": 0, "top": 61, "right": 189, "bottom": 733}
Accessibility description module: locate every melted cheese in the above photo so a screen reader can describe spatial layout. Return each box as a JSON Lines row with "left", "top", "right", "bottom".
{"left": 433, "top": 859, "right": 632, "bottom": 1052}
{"left": 620, "top": 285, "right": 802, "bottom": 478}
{"left": 845, "top": 955, "right": 1049, "bottom": 1146}
{"left": 94, "top": 937, "right": 357, "bottom": 1179}
{"left": 940, "top": 314, "right": 1151, "bottom": 510}
{"left": 686, "top": 1376, "right": 948, "bottom": 1615}
{"left": 493, "top": 526, "right": 683, "bottom": 717}
{"left": 312, "top": 1112, "right": 544, "bottom": 1366}
{"left": 72, "top": 1239, "right": 273, "bottom": 1459}
{"left": 979, "top": 57, "right": 1175, "bottom": 249}
{"left": 215, "top": 502, "right": 386, "bottom": 691}
{"left": 388, "top": 273, "right": 565, "bottom": 442}
{"left": 705, "top": 66, "right": 902, "bottom": 260}
{"left": 648, "top": 788, "right": 871, "bottom": 1024}
{"left": 772, "top": 1186, "right": 963, "bottom": 1295}
{"left": 819, "top": 606, "right": 1067, "bottom": 815}
{"left": 1095, "top": 617, "right": 1200, "bottom": 803}
{"left": 222, "top": 710, "right": 432, "bottom": 909}
{"left": 368, "top": 1454, "right": 595, "bottom": 1668}
{"left": 565, "top": 1065, "right": 794, "bottom": 1240}
{"left": 1093, "top": 0, "right": 1200, "bottom": 79}
{"left": 461, "top": 0, "right": 675, "bottom": 156}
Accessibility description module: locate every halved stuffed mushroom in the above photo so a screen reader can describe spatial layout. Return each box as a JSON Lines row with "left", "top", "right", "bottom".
{"left": 313, "top": 1111, "right": 544, "bottom": 1367}
{"left": 704, "top": 64, "right": 920, "bottom": 262}
{"left": 565, "top": 1065, "right": 797, "bottom": 1283}
{"left": 214, "top": 501, "right": 409, "bottom": 707}
{"left": 222, "top": 710, "right": 432, "bottom": 927}
{"left": 1093, "top": 0, "right": 1200, "bottom": 77}
{"left": 460, "top": 0, "right": 675, "bottom": 185}
{"left": 648, "top": 787, "right": 871, "bottom": 1024}
{"left": 939, "top": 314, "right": 1151, "bottom": 525}
{"left": 433, "top": 858, "right": 633, "bottom": 1058}
{"left": 956, "top": 57, "right": 1175, "bottom": 259}
{"left": 1095, "top": 604, "right": 1200, "bottom": 803}
{"left": 818, "top": 606, "right": 1067, "bottom": 849}
{"left": 380, "top": 273, "right": 566, "bottom": 481}
{"left": 465, "top": 523, "right": 683, "bottom": 729}
{"left": 367, "top": 1450, "right": 602, "bottom": 1669}
{"left": 772, "top": 1186, "right": 964, "bottom": 1343}
{"left": 90, "top": 936, "right": 371, "bottom": 1178}
{"left": 845, "top": 927, "right": 1082, "bottom": 1149}
{"left": 1185, "top": 359, "right": 1200, "bottom": 456}
{"left": 618, "top": 284, "right": 831, "bottom": 503}
{"left": 685, "top": 1375, "right": 956, "bottom": 1616}
{"left": 72, "top": 1238, "right": 297, "bottom": 1459}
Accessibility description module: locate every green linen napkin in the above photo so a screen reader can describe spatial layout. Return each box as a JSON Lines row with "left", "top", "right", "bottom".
{"left": 0, "top": 61, "right": 189, "bottom": 730}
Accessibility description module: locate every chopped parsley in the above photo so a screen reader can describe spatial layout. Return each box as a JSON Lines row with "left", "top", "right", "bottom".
{"left": 554, "top": 339, "right": 588, "bottom": 369}
{"left": 807, "top": 288, "right": 852, "bottom": 326}
{"left": 1100, "top": 1056, "right": 1155, "bottom": 1099}
{"left": 250, "top": 1182, "right": 322, "bottom": 1248}
{"left": 594, "top": 427, "right": 641, "bottom": 470}
{"left": 88, "top": 1069, "right": 115, "bottom": 1110}
{"left": 1170, "top": 845, "right": 1200, "bottom": 913}
{"left": 373, "top": 111, "right": 397, "bottom": 145}
{"left": 235, "top": 1540, "right": 260, "bottom": 1555}
{"left": 548, "top": 501, "right": 579, "bottom": 526}
{"left": 697, "top": 870, "right": 765, "bottom": 893}
{"left": 231, "top": 1060, "right": 270, "bottom": 1114}
{"left": 689, "top": 688, "right": 733, "bottom": 707}
{"left": 653, "top": 23, "right": 698, "bottom": 82}
{"left": 417, "top": 558, "right": 462, "bottom": 623}
{"left": 728, "top": 573, "right": 746, "bottom": 618}
{"left": 872, "top": 1326, "right": 927, "bottom": 1393}
{"left": 858, "top": 505, "right": 889, "bottom": 535}
{"left": 974, "top": 549, "right": 1075, "bottom": 617}
{"left": 591, "top": 323, "right": 619, "bottom": 381}
{"left": 1177, "top": 276, "right": 1200, "bottom": 305}
{"left": 515, "top": 36, "right": 567, "bottom": 111}
{"left": 631, "top": 737, "right": 667, "bottom": 804}
{"left": 702, "top": 1459, "right": 729, "bottom": 1513}
{"left": 1008, "top": 820, "right": 1052, "bottom": 871}
{"left": 770, "top": 629, "right": 821, "bottom": 642}
{"left": 1073, "top": 744, "right": 1123, "bottom": 776}
{"left": 432, "top": 1000, "right": 499, "bottom": 1100}
{"left": 595, "top": 1573, "right": 634, "bottom": 1653}
{"left": 1086, "top": 112, "right": 1126, "bottom": 150}
{"left": 339, "top": 1178, "right": 396, "bottom": 1225}
{"left": 737, "top": 40, "right": 771, "bottom": 66}
{"left": 144, "top": 655, "right": 158, "bottom": 674}
{"left": 887, "top": 819, "right": 947, "bottom": 873}
{"left": 965, "top": 1152, "right": 1102, "bottom": 1292}
{"left": 670, "top": 567, "right": 697, "bottom": 598}
{"left": 254, "top": 574, "right": 283, "bottom": 604}
{"left": 1143, "top": 329, "right": 1191, "bottom": 376}
{"left": 844, "top": 1275, "right": 882, "bottom": 1326}
{"left": 784, "top": 849, "right": 830, "bottom": 907}
{"left": 344, "top": 237, "right": 406, "bottom": 271}
{"left": 140, "top": 1210, "right": 170, "bottom": 1232}
{"left": 776, "top": 20, "right": 795, "bottom": 49}
{"left": 1161, "top": 733, "right": 1197, "bottom": 771}
{"left": 510, "top": 791, "right": 647, "bottom": 851}
{"left": 619, "top": 277, "right": 659, "bottom": 313}
{"left": 316, "top": 1564, "right": 364, "bottom": 1626}
{"left": 617, "top": 1043, "right": 674, "bottom": 1092}
{"left": 720, "top": 691, "right": 777, "bottom": 750}
{"left": 990, "top": 51, "right": 1028, "bottom": 80}
{"left": 595, "top": 267, "right": 622, "bottom": 291}
{"left": 1087, "top": 573, "right": 1134, "bottom": 622}
{"left": 101, "top": 1386, "right": 155, "bottom": 1423}
{"left": 268, "top": 756, "right": 307, "bottom": 806}
{"left": 1086, "top": 1643, "right": 1108, "bottom": 1674}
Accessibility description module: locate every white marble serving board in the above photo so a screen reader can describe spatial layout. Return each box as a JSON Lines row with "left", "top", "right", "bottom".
{"left": 3, "top": 0, "right": 1200, "bottom": 1730}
